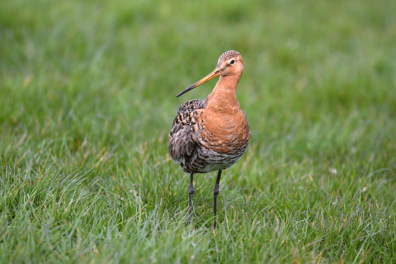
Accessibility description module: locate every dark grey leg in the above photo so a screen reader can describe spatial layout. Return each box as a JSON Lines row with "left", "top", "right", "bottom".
{"left": 189, "top": 173, "right": 194, "bottom": 224}
{"left": 213, "top": 170, "right": 222, "bottom": 229}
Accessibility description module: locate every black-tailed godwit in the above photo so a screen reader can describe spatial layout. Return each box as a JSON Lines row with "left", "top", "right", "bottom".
{"left": 168, "top": 50, "right": 250, "bottom": 228}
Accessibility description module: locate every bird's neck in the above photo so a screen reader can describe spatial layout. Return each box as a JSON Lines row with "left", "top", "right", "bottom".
{"left": 205, "top": 74, "right": 242, "bottom": 114}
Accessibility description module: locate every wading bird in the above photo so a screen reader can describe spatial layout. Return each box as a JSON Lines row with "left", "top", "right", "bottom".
{"left": 168, "top": 50, "right": 250, "bottom": 228}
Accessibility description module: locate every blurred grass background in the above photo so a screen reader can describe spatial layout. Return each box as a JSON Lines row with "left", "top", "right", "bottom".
{"left": 1, "top": 0, "right": 396, "bottom": 263}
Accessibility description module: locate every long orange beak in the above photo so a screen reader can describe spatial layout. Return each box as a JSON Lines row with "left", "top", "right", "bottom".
{"left": 176, "top": 68, "right": 221, "bottom": 97}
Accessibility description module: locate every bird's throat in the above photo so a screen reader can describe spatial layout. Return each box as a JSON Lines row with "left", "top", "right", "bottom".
{"left": 205, "top": 74, "right": 242, "bottom": 114}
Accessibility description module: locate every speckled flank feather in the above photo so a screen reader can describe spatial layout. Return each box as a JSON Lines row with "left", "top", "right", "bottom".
{"left": 168, "top": 99, "right": 206, "bottom": 168}
{"left": 168, "top": 50, "right": 250, "bottom": 174}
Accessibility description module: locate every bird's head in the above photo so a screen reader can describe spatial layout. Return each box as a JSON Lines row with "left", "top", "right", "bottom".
{"left": 176, "top": 50, "right": 244, "bottom": 97}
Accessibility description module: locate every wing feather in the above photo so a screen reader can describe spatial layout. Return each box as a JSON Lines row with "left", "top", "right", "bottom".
{"left": 168, "top": 99, "right": 206, "bottom": 167}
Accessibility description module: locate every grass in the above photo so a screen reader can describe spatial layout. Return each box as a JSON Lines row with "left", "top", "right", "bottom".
{"left": 1, "top": 0, "right": 396, "bottom": 262}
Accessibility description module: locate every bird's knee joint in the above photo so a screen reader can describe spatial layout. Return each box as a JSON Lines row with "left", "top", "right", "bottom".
{"left": 189, "top": 187, "right": 195, "bottom": 195}
{"left": 213, "top": 187, "right": 220, "bottom": 196}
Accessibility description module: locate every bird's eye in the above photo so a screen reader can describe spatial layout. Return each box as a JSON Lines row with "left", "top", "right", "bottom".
{"left": 230, "top": 60, "right": 235, "bottom": 65}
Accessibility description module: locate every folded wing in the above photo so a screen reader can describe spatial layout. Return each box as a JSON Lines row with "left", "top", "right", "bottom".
{"left": 168, "top": 99, "right": 206, "bottom": 167}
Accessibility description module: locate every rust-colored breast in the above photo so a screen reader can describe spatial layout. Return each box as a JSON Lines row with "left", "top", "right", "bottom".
{"left": 200, "top": 109, "right": 250, "bottom": 155}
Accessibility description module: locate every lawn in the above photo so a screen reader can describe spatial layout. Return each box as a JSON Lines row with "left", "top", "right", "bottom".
{"left": 1, "top": 0, "right": 395, "bottom": 263}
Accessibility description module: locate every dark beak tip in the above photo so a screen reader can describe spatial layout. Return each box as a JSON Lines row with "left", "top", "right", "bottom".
{"left": 175, "top": 84, "right": 196, "bottom": 98}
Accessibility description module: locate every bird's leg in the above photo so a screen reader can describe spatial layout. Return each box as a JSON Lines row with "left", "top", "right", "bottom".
{"left": 213, "top": 170, "right": 222, "bottom": 229}
{"left": 189, "top": 173, "right": 195, "bottom": 224}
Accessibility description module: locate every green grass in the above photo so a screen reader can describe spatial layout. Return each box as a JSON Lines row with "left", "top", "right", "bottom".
{"left": 1, "top": 0, "right": 396, "bottom": 262}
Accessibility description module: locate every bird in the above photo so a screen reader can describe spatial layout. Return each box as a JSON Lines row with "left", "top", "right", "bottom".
{"left": 168, "top": 50, "right": 250, "bottom": 228}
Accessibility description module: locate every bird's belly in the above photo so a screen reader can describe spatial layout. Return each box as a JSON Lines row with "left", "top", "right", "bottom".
{"left": 183, "top": 138, "right": 249, "bottom": 174}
